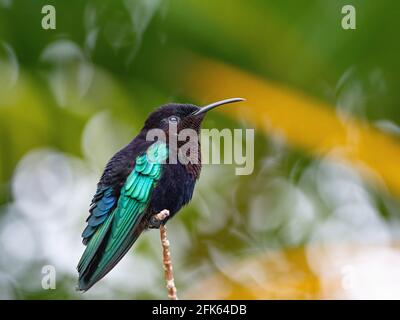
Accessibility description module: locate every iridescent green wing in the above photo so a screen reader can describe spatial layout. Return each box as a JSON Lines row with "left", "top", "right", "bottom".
{"left": 77, "top": 142, "right": 168, "bottom": 290}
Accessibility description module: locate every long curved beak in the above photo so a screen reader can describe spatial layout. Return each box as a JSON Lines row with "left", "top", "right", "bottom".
{"left": 192, "top": 98, "right": 245, "bottom": 116}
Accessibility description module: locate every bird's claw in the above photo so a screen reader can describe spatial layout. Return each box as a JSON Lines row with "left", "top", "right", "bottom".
{"left": 148, "top": 216, "right": 162, "bottom": 229}
{"left": 148, "top": 209, "right": 170, "bottom": 229}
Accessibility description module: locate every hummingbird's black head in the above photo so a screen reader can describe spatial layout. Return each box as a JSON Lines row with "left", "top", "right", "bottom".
{"left": 143, "top": 103, "right": 201, "bottom": 132}
{"left": 140, "top": 98, "right": 244, "bottom": 171}
{"left": 142, "top": 98, "right": 245, "bottom": 134}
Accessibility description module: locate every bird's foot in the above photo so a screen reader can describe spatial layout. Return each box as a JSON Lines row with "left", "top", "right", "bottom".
{"left": 149, "top": 209, "right": 170, "bottom": 229}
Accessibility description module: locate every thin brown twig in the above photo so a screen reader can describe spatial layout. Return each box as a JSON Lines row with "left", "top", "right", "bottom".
{"left": 154, "top": 209, "right": 178, "bottom": 300}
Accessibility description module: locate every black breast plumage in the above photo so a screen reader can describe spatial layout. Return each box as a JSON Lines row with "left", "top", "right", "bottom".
{"left": 149, "top": 162, "right": 200, "bottom": 218}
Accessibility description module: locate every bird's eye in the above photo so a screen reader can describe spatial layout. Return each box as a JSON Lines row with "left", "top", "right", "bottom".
{"left": 168, "top": 116, "right": 180, "bottom": 123}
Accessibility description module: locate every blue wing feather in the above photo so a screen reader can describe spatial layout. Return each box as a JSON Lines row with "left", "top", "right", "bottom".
{"left": 81, "top": 186, "right": 116, "bottom": 244}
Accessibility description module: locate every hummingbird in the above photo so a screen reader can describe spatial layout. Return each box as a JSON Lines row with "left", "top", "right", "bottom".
{"left": 77, "top": 97, "right": 245, "bottom": 291}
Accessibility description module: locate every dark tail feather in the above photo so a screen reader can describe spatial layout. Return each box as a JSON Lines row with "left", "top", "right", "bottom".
{"left": 77, "top": 226, "right": 144, "bottom": 291}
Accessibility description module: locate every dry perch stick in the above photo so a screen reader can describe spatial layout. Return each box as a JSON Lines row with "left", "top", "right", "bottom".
{"left": 154, "top": 209, "right": 178, "bottom": 300}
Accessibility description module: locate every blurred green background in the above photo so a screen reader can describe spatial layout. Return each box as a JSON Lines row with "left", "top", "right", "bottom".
{"left": 1, "top": 0, "right": 400, "bottom": 299}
